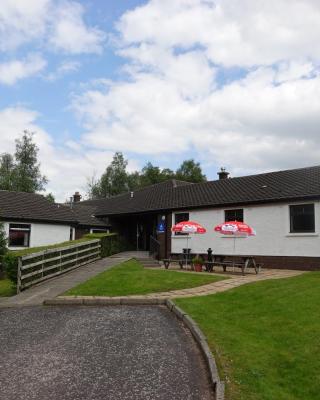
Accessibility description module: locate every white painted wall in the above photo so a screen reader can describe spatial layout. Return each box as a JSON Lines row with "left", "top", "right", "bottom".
{"left": 171, "top": 201, "right": 320, "bottom": 257}
{"left": 3, "top": 221, "right": 72, "bottom": 250}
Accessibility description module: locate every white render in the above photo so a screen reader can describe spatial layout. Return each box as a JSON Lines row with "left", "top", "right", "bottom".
{"left": 3, "top": 221, "right": 72, "bottom": 250}
{"left": 171, "top": 201, "right": 320, "bottom": 257}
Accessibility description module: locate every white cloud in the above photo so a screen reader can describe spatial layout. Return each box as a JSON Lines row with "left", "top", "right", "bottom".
{"left": 0, "top": 0, "right": 49, "bottom": 51}
{"left": 0, "top": 0, "right": 105, "bottom": 54}
{"left": 0, "top": 106, "right": 115, "bottom": 201}
{"left": 46, "top": 60, "right": 80, "bottom": 81}
{"left": 48, "top": 1, "right": 105, "bottom": 54}
{"left": 0, "top": 54, "right": 47, "bottom": 85}
{"left": 71, "top": 0, "right": 320, "bottom": 177}
{"left": 117, "top": 0, "right": 320, "bottom": 67}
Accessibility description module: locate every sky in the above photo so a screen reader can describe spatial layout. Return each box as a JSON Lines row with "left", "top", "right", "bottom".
{"left": 1, "top": 0, "right": 320, "bottom": 201}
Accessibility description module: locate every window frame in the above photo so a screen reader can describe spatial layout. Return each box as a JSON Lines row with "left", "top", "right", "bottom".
{"left": 9, "top": 223, "right": 31, "bottom": 247}
{"left": 224, "top": 208, "right": 244, "bottom": 222}
{"left": 289, "top": 203, "right": 315, "bottom": 234}
{"left": 174, "top": 212, "right": 189, "bottom": 236}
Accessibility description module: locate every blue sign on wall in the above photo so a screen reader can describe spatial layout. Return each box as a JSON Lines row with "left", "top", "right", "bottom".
{"left": 157, "top": 222, "right": 165, "bottom": 233}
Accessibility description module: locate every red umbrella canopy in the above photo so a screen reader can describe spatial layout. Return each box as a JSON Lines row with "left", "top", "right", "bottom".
{"left": 214, "top": 221, "right": 256, "bottom": 236}
{"left": 172, "top": 221, "right": 206, "bottom": 234}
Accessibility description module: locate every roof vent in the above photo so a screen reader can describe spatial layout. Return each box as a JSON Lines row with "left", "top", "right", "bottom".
{"left": 218, "top": 167, "right": 230, "bottom": 180}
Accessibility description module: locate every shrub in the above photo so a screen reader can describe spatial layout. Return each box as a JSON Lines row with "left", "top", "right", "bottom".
{"left": 84, "top": 233, "right": 129, "bottom": 258}
{"left": 2, "top": 252, "right": 18, "bottom": 284}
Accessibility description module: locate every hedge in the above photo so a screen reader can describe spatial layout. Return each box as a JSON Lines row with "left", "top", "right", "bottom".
{"left": 83, "top": 233, "right": 128, "bottom": 258}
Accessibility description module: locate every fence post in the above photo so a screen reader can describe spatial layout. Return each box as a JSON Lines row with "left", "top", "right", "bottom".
{"left": 42, "top": 252, "right": 45, "bottom": 279}
{"left": 17, "top": 257, "right": 22, "bottom": 294}
{"left": 59, "top": 250, "right": 62, "bottom": 271}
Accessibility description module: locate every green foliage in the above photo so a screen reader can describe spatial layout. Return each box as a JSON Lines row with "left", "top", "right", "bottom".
{"left": 0, "top": 130, "right": 47, "bottom": 193}
{"left": 64, "top": 259, "right": 226, "bottom": 297}
{"left": 192, "top": 255, "right": 204, "bottom": 265}
{"left": 0, "top": 222, "right": 7, "bottom": 258}
{"left": 14, "top": 130, "right": 48, "bottom": 192}
{"left": 176, "top": 272, "right": 320, "bottom": 400}
{"left": 175, "top": 159, "right": 207, "bottom": 182}
{"left": 2, "top": 237, "right": 97, "bottom": 284}
{"left": 139, "top": 162, "right": 174, "bottom": 187}
{"left": 0, "top": 153, "right": 16, "bottom": 191}
{"left": 2, "top": 252, "right": 18, "bottom": 284}
{"left": 87, "top": 152, "right": 207, "bottom": 199}
{"left": 84, "top": 233, "right": 128, "bottom": 258}
{"left": 0, "top": 279, "right": 15, "bottom": 297}
{"left": 45, "top": 192, "right": 55, "bottom": 203}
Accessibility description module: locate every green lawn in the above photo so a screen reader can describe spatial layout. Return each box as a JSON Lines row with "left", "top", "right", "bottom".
{"left": 175, "top": 272, "right": 320, "bottom": 400}
{"left": 64, "top": 259, "right": 226, "bottom": 296}
{"left": 0, "top": 278, "right": 16, "bottom": 297}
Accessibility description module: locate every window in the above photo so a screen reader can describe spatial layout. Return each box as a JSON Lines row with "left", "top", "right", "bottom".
{"left": 91, "top": 229, "right": 109, "bottom": 234}
{"left": 9, "top": 224, "right": 31, "bottom": 247}
{"left": 225, "top": 209, "right": 244, "bottom": 222}
{"left": 174, "top": 212, "right": 189, "bottom": 235}
{"left": 290, "top": 204, "right": 315, "bottom": 233}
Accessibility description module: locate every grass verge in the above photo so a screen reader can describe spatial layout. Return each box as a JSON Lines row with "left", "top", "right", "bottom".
{"left": 64, "top": 259, "right": 226, "bottom": 296}
{"left": 175, "top": 272, "right": 320, "bottom": 400}
{"left": 0, "top": 278, "right": 16, "bottom": 297}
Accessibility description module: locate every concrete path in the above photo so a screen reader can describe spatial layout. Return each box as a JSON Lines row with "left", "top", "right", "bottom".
{"left": 0, "top": 254, "right": 130, "bottom": 308}
{"left": 0, "top": 306, "right": 213, "bottom": 400}
{"left": 56, "top": 267, "right": 305, "bottom": 304}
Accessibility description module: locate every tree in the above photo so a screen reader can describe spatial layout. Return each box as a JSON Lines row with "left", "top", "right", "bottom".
{"left": 140, "top": 163, "right": 174, "bottom": 187}
{"left": 14, "top": 130, "right": 47, "bottom": 192}
{"left": 45, "top": 193, "right": 55, "bottom": 203}
{"left": 175, "top": 159, "right": 207, "bottom": 183}
{"left": 0, "top": 222, "right": 7, "bottom": 258}
{"left": 0, "top": 153, "right": 16, "bottom": 191}
{"left": 127, "top": 171, "right": 141, "bottom": 191}
{"left": 98, "top": 152, "right": 129, "bottom": 197}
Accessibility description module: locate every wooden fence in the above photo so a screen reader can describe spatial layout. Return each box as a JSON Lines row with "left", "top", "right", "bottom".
{"left": 17, "top": 239, "right": 101, "bottom": 292}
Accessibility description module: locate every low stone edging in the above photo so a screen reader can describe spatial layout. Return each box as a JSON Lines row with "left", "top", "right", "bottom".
{"left": 43, "top": 296, "right": 225, "bottom": 399}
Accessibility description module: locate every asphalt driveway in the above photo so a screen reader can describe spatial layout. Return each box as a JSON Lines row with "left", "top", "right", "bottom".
{"left": 0, "top": 306, "right": 213, "bottom": 400}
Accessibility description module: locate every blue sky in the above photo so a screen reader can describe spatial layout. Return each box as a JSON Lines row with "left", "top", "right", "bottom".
{"left": 1, "top": 0, "right": 320, "bottom": 200}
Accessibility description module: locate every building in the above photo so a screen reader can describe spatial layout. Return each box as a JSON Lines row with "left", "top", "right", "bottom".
{"left": 81, "top": 165, "right": 320, "bottom": 271}
{"left": 0, "top": 190, "right": 77, "bottom": 249}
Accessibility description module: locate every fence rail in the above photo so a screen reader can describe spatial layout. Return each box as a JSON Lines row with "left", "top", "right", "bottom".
{"left": 17, "top": 239, "right": 101, "bottom": 292}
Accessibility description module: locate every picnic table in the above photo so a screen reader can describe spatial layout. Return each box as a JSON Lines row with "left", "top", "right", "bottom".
{"left": 163, "top": 254, "right": 262, "bottom": 275}
{"left": 205, "top": 255, "right": 262, "bottom": 275}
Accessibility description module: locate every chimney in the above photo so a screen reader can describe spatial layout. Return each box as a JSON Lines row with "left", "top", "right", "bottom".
{"left": 218, "top": 167, "right": 229, "bottom": 180}
{"left": 73, "top": 192, "right": 81, "bottom": 202}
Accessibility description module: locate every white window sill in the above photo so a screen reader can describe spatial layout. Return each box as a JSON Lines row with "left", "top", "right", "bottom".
{"left": 286, "top": 233, "right": 319, "bottom": 237}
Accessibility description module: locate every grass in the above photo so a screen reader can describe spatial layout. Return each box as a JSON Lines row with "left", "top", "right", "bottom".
{"left": 10, "top": 236, "right": 100, "bottom": 257}
{"left": 175, "top": 272, "right": 320, "bottom": 400}
{"left": 0, "top": 278, "right": 16, "bottom": 297}
{"left": 64, "top": 259, "right": 227, "bottom": 296}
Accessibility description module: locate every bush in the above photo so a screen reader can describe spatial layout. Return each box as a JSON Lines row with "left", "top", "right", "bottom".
{"left": 2, "top": 252, "right": 18, "bottom": 284}
{"left": 84, "top": 233, "right": 128, "bottom": 258}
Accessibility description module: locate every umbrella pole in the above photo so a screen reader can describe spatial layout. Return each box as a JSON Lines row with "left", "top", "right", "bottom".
{"left": 233, "top": 236, "right": 236, "bottom": 272}
{"left": 186, "top": 235, "right": 189, "bottom": 269}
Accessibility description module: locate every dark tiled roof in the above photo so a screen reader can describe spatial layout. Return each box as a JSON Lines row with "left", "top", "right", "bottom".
{"left": 71, "top": 203, "right": 110, "bottom": 227}
{"left": 0, "top": 191, "right": 77, "bottom": 224}
{"left": 94, "top": 166, "right": 320, "bottom": 216}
